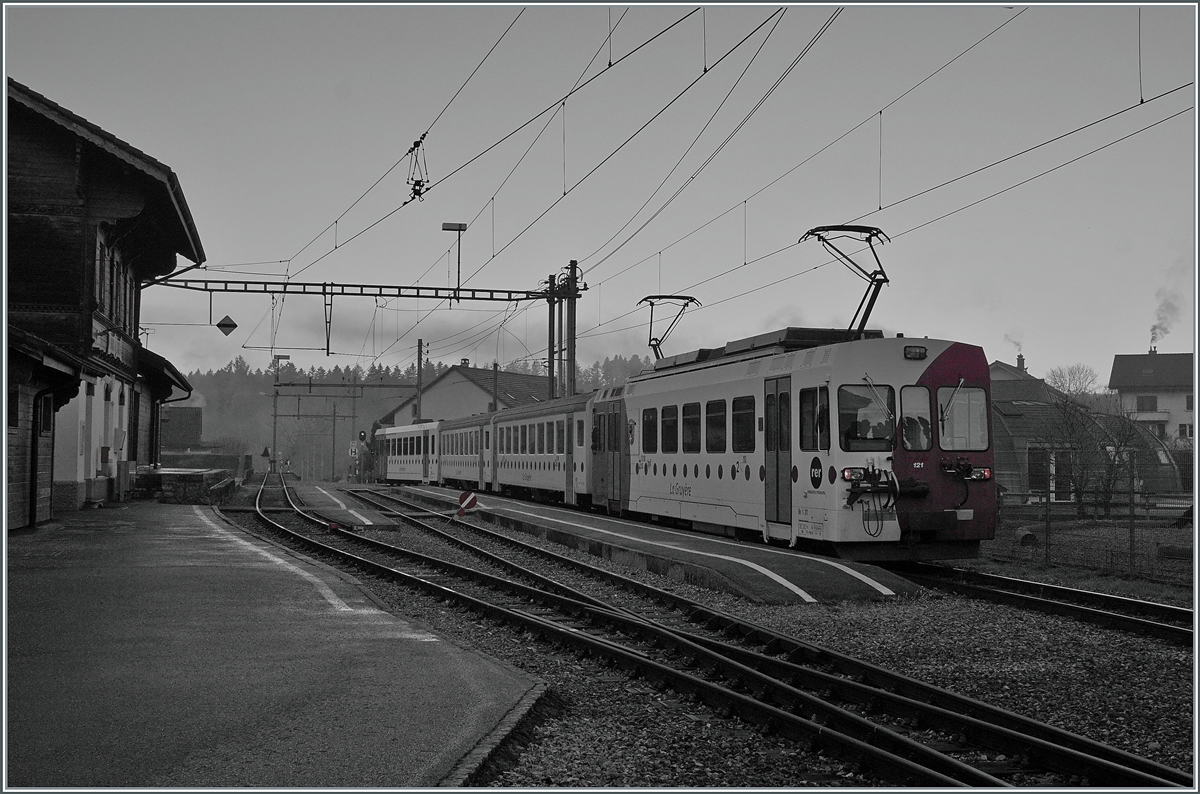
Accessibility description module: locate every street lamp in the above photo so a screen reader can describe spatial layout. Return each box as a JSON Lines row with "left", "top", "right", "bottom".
{"left": 271, "top": 354, "right": 290, "bottom": 475}
{"left": 442, "top": 222, "right": 466, "bottom": 303}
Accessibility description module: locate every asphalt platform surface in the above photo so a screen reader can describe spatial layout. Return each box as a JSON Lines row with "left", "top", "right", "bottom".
{"left": 6, "top": 499, "right": 540, "bottom": 788}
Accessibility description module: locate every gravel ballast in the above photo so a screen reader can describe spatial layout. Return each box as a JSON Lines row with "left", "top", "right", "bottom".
{"left": 345, "top": 515, "right": 1194, "bottom": 787}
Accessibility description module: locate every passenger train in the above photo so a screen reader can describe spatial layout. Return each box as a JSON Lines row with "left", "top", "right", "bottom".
{"left": 374, "top": 325, "right": 997, "bottom": 561}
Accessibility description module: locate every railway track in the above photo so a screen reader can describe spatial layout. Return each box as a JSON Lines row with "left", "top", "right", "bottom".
{"left": 332, "top": 483, "right": 1189, "bottom": 788}
{"left": 883, "top": 561, "right": 1194, "bottom": 646}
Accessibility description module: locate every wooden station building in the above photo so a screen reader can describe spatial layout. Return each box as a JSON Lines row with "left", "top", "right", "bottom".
{"left": 7, "top": 78, "right": 205, "bottom": 527}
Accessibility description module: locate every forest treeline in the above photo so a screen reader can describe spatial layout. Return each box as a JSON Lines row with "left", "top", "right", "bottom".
{"left": 179, "top": 354, "right": 654, "bottom": 476}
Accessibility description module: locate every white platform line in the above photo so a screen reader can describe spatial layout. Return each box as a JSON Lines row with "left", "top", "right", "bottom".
{"left": 194, "top": 506, "right": 354, "bottom": 612}
{"left": 406, "top": 486, "right": 896, "bottom": 598}
{"left": 497, "top": 506, "right": 817, "bottom": 603}
{"left": 315, "top": 486, "right": 374, "bottom": 525}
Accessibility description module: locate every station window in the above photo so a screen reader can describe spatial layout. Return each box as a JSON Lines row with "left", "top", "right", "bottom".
{"left": 1136, "top": 395, "right": 1158, "bottom": 412}
{"left": 706, "top": 400, "right": 727, "bottom": 453}
{"left": 900, "top": 386, "right": 932, "bottom": 451}
{"left": 731, "top": 396, "right": 755, "bottom": 452}
{"left": 661, "top": 405, "right": 678, "bottom": 454}
{"left": 642, "top": 407, "right": 658, "bottom": 454}
{"left": 682, "top": 402, "right": 701, "bottom": 453}
{"left": 937, "top": 385, "right": 989, "bottom": 451}
{"left": 838, "top": 384, "right": 895, "bottom": 452}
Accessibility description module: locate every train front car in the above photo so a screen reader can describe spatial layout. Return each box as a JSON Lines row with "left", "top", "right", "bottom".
{"left": 828, "top": 338, "right": 995, "bottom": 560}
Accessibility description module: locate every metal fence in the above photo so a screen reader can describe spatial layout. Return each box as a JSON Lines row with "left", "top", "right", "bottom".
{"left": 986, "top": 490, "right": 1193, "bottom": 584}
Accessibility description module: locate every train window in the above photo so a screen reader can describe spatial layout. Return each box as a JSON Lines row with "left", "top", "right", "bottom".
{"left": 485, "top": 430, "right": 490, "bottom": 450}
{"left": 538, "top": 423, "right": 546, "bottom": 454}
{"left": 900, "top": 386, "right": 932, "bottom": 451}
{"left": 577, "top": 419, "right": 584, "bottom": 448}
{"left": 682, "top": 403, "right": 701, "bottom": 453}
{"left": 595, "top": 413, "right": 605, "bottom": 451}
{"left": 520, "top": 425, "right": 528, "bottom": 454}
{"left": 778, "top": 392, "right": 790, "bottom": 452}
{"left": 818, "top": 387, "right": 829, "bottom": 450}
{"left": 937, "top": 386, "right": 989, "bottom": 451}
{"left": 732, "top": 396, "right": 755, "bottom": 452}
{"left": 838, "top": 384, "right": 895, "bottom": 452}
{"left": 765, "top": 393, "right": 776, "bottom": 452}
{"left": 556, "top": 420, "right": 565, "bottom": 454}
{"left": 608, "top": 408, "right": 621, "bottom": 452}
{"left": 507, "top": 426, "right": 513, "bottom": 454}
{"left": 642, "top": 407, "right": 658, "bottom": 454}
{"left": 661, "top": 405, "right": 678, "bottom": 454}
{"left": 706, "top": 401, "right": 727, "bottom": 453}
{"left": 800, "top": 388, "right": 829, "bottom": 451}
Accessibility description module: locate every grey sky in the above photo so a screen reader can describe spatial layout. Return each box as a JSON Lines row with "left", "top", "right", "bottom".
{"left": 5, "top": 4, "right": 1196, "bottom": 384}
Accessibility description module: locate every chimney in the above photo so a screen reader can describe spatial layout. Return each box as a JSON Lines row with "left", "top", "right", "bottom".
{"left": 1016, "top": 353, "right": 1026, "bottom": 373}
{"left": 1149, "top": 346, "right": 1158, "bottom": 355}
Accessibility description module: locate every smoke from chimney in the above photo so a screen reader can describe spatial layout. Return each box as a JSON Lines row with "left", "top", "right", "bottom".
{"left": 1003, "top": 333, "right": 1023, "bottom": 353}
{"left": 1150, "top": 286, "right": 1181, "bottom": 345}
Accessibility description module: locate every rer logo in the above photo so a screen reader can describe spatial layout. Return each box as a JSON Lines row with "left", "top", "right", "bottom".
{"left": 809, "top": 456, "right": 824, "bottom": 490}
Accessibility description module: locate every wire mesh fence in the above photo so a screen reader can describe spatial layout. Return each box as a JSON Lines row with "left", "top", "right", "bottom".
{"left": 985, "top": 490, "right": 1193, "bottom": 584}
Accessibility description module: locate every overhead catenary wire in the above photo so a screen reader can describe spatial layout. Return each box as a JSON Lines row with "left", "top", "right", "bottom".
{"left": 580, "top": 6, "right": 838, "bottom": 278}
{"left": 286, "top": 8, "right": 701, "bottom": 284}
{"left": 582, "top": 6, "right": 1025, "bottom": 284}
{"left": 576, "top": 102, "right": 1193, "bottom": 343}
{"left": 286, "top": 8, "right": 527, "bottom": 270}
{"left": 375, "top": 8, "right": 783, "bottom": 368}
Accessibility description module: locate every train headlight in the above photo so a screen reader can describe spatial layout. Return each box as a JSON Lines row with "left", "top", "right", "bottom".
{"left": 903, "top": 345, "right": 927, "bottom": 360}
{"left": 968, "top": 467, "right": 992, "bottom": 481}
{"left": 841, "top": 467, "right": 866, "bottom": 482}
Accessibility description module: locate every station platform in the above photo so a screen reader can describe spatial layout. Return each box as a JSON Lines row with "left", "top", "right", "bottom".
{"left": 6, "top": 499, "right": 542, "bottom": 788}
{"left": 364, "top": 484, "right": 923, "bottom": 605}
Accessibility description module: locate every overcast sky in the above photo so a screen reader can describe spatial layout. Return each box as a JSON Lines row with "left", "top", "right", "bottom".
{"left": 5, "top": 4, "right": 1196, "bottom": 387}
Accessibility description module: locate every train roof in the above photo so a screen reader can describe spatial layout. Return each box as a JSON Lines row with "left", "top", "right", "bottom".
{"left": 648, "top": 327, "right": 885, "bottom": 374}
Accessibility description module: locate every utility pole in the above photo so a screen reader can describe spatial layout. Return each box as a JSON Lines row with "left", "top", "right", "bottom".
{"left": 271, "top": 355, "right": 289, "bottom": 474}
{"left": 565, "top": 261, "right": 578, "bottom": 397}
{"left": 416, "top": 338, "right": 423, "bottom": 421}
{"left": 331, "top": 401, "right": 338, "bottom": 481}
{"left": 546, "top": 273, "right": 556, "bottom": 400}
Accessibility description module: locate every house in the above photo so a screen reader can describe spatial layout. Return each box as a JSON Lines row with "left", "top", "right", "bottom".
{"left": 1107, "top": 349, "right": 1193, "bottom": 444}
{"left": 989, "top": 356, "right": 1182, "bottom": 510}
{"left": 376, "top": 364, "right": 555, "bottom": 428}
{"left": 6, "top": 78, "right": 204, "bottom": 525}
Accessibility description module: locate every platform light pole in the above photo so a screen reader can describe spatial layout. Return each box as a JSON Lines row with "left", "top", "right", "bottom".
{"left": 442, "top": 222, "right": 466, "bottom": 303}
{"left": 271, "top": 354, "right": 289, "bottom": 474}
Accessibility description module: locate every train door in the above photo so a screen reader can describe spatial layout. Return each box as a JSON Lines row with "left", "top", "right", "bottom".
{"left": 607, "top": 400, "right": 622, "bottom": 510}
{"left": 421, "top": 429, "right": 430, "bottom": 482}
{"left": 591, "top": 403, "right": 610, "bottom": 505}
{"left": 591, "top": 395, "right": 627, "bottom": 512}
{"left": 764, "top": 377, "right": 792, "bottom": 531}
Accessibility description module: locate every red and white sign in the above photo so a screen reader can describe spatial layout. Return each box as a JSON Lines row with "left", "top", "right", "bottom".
{"left": 456, "top": 491, "right": 478, "bottom": 517}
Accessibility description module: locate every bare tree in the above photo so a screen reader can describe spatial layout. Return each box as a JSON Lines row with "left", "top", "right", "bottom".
{"left": 1045, "top": 363, "right": 1098, "bottom": 397}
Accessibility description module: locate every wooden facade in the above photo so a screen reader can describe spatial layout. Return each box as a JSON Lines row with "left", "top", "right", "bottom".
{"left": 6, "top": 78, "right": 205, "bottom": 527}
